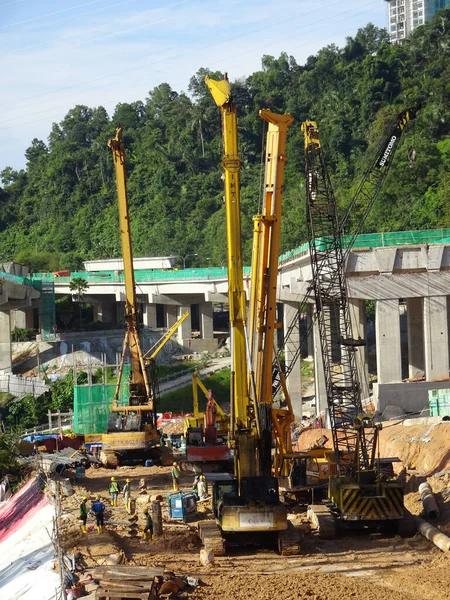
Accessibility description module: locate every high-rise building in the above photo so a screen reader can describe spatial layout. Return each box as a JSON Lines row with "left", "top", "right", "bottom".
{"left": 385, "top": 0, "right": 450, "bottom": 42}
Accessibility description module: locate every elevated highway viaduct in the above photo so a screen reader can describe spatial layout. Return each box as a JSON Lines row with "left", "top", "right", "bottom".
{"left": 7, "top": 229, "right": 450, "bottom": 418}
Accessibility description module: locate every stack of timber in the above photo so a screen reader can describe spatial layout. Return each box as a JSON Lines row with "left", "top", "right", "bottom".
{"left": 92, "top": 566, "right": 163, "bottom": 599}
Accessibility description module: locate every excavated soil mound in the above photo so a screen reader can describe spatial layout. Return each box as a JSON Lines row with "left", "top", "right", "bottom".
{"left": 382, "top": 553, "right": 450, "bottom": 600}
{"left": 297, "top": 420, "right": 450, "bottom": 475}
{"left": 148, "top": 529, "right": 201, "bottom": 552}
{"left": 62, "top": 526, "right": 124, "bottom": 567}
{"left": 190, "top": 572, "right": 419, "bottom": 600}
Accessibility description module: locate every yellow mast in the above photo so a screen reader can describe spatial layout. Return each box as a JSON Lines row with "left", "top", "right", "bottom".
{"left": 205, "top": 75, "right": 258, "bottom": 479}
{"left": 248, "top": 110, "right": 293, "bottom": 406}
{"left": 247, "top": 110, "right": 293, "bottom": 475}
{"left": 108, "top": 127, "right": 152, "bottom": 409}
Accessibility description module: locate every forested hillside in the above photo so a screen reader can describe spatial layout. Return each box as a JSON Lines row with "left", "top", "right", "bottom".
{"left": 2, "top": 12, "right": 450, "bottom": 272}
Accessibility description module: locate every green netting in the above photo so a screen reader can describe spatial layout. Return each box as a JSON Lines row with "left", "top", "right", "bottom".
{"left": 0, "top": 270, "right": 34, "bottom": 286}
{"left": 32, "top": 280, "right": 57, "bottom": 341}
{"left": 278, "top": 228, "right": 450, "bottom": 264}
{"left": 30, "top": 228, "right": 450, "bottom": 284}
{"left": 73, "top": 366, "right": 131, "bottom": 434}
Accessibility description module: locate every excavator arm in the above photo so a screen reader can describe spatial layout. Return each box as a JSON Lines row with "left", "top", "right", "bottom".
{"left": 144, "top": 311, "right": 189, "bottom": 363}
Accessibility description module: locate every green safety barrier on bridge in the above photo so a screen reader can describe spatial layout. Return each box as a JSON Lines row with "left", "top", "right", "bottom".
{"left": 73, "top": 366, "right": 131, "bottom": 434}
{"left": 278, "top": 228, "right": 450, "bottom": 264}
{"left": 29, "top": 229, "right": 450, "bottom": 284}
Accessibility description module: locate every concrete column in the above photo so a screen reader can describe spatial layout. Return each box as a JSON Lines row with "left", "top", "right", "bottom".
{"left": 407, "top": 297, "right": 424, "bottom": 379}
{"left": 116, "top": 301, "right": 126, "bottom": 327}
{"left": 423, "top": 295, "right": 449, "bottom": 381}
{"left": 0, "top": 311, "right": 12, "bottom": 373}
{"left": 200, "top": 302, "right": 214, "bottom": 339}
{"left": 349, "top": 299, "right": 369, "bottom": 400}
{"left": 97, "top": 301, "right": 115, "bottom": 324}
{"left": 143, "top": 304, "right": 157, "bottom": 329}
{"left": 92, "top": 304, "right": 100, "bottom": 322}
{"left": 11, "top": 309, "right": 34, "bottom": 330}
{"left": 313, "top": 313, "right": 327, "bottom": 415}
{"left": 284, "top": 302, "right": 302, "bottom": 421}
{"left": 178, "top": 306, "right": 192, "bottom": 342}
{"left": 165, "top": 305, "right": 177, "bottom": 329}
{"left": 375, "top": 299, "right": 402, "bottom": 383}
{"left": 306, "top": 304, "right": 314, "bottom": 360}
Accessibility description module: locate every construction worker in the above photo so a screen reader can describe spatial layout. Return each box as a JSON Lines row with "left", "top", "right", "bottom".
{"left": 109, "top": 476, "right": 120, "bottom": 506}
{"left": 197, "top": 476, "right": 208, "bottom": 501}
{"left": 199, "top": 474, "right": 208, "bottom": 496}
{"left": 91, "top": 496, "right": 106, "bottom": 533}
{"left": 123, "top": 478, "right": 131, "bottom": 512}
{"left": 171, "top": 462, "right": 180, "bottom": 491}
{"left": 192, "top": 474, "right": 199, "bottom": 498}
{"left": 143, "top": 508, "right": 153, "bottom": 541}
{"left": 79, "top": 496, "right": 88, "bottom": 533}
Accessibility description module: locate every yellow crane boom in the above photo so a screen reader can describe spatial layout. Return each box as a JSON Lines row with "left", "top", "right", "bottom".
{"left": 108, "top": 126, "right": 152, "bottom": 411}
{"left": 144, "top": 311, "right": 189, "bottom": 363}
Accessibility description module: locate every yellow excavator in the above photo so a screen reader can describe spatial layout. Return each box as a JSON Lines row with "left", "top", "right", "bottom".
{"left": 86, "top": 127, "right": 188, "bottom": 467}
{"left": 197, "top": 75, "right": 299, "bottom": 555}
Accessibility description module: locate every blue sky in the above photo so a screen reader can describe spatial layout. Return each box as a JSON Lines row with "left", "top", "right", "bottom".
{"left": 0, "top": 0, "right": 387, "bottom": 172}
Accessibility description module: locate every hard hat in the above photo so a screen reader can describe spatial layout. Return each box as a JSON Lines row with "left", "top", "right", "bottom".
{"left": 144, "top": 508, "right": 149, "bottom": 514}
{"left": 200, "top": 475, "right": 205, "bottom": 480}
{"left": 111, "top": 476, "right": 116, "bottom": 481}
{"left": 126, "top": 478, "right": 130, "bottom": 482}
{"left": 96, "top": 495, "right": 101, "bottom": 500}
{"left": 173, "top": 462, "right": 178, "bottom": 466}
{"left": 82, "top": 496, "right": 88, "bottom": 501}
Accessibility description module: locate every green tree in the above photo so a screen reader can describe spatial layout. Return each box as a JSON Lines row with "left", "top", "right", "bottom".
{"left": 69, "top": 277, "right": 89, "bottom": 329}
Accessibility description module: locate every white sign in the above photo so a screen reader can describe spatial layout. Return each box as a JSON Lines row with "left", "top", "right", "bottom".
{"left": 239, "top": 512, "right": 274, "bottom": 528}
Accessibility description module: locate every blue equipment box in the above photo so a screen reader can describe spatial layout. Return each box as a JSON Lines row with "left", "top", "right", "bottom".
{"left": 166, "top": 492, "right": 197, "bottom": 521}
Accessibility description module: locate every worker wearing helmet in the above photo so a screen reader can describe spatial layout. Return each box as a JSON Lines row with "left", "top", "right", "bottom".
{"left": 171, "top": 462, "right": 180, "bottom": 491}
{"left": 123, "top": 478, "right": 131, "bottom": 512}
{"left": 197, "top": 475, "right": 208, "bottom": 501}
{"left": 200, "top": 474, "right": 208, "bottom": 495}
{"left": 79, "top": 496, "right": 88, "bottom": 534}
{"left": 91, "top": 496, "right": 106, "bottom": 533}
{"left": 109, "top": 476, "right": 120, "bottom": 506}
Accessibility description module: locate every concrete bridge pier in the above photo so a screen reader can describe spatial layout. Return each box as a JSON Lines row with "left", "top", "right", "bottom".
{"left": 407, "top": 297, "right": 424, "bottom": 378}
{"left": 0, "top": 311, "right": 12, "bottom": 372}
{"left": 143, "top": 303, "right": 157, "bottom": 329}
{"left": 348, "top": 299, "right": 369, "bottom": 401}
{"left": 200, "top": 302, "right": 213, "bottom": 341}
{"left": 283, "top": 302, "right": 302, "bottom": 420}
{"left": 313, "top": 312, "right": 327, "bottom": 416}
{"left": 423, "top": 295, "right": 449, "bottom": 381}
{"left": 375, "top": 298, "right": 402, "bottom": 384}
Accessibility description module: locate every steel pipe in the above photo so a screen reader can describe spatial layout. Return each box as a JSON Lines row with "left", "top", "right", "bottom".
{"left": 415, "top": 517, "right": 450, "bottom": 552}
{"left": 418, "top": 482, "right": 440, "bottom": 519}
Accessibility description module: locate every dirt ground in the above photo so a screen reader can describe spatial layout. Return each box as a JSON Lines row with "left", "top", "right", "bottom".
{"left": 58, "top": 451, "right": 450, "bottom": 600}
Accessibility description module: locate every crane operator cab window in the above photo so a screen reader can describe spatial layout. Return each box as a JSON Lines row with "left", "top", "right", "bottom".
{"left": 124, "top": 413, "right": 141, "bottom": 431}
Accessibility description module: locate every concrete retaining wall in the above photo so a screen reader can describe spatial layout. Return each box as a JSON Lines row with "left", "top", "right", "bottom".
{"left": 0, "top": 374, "right": 49, "bottom": 398}
{"left": 373, "top": 380, "right": 450, "bottom": 414}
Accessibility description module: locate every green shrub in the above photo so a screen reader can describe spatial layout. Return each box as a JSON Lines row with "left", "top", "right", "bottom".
{"left": 11, "top": 328, "right": 35, "bottom": 342}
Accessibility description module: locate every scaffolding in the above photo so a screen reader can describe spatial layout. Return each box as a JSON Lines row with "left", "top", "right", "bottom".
{"left": 35, "top": 279, "right": 57, "bottom": 341}
{"left": 73, "top": 365, "right": 131, "bottom": 434}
